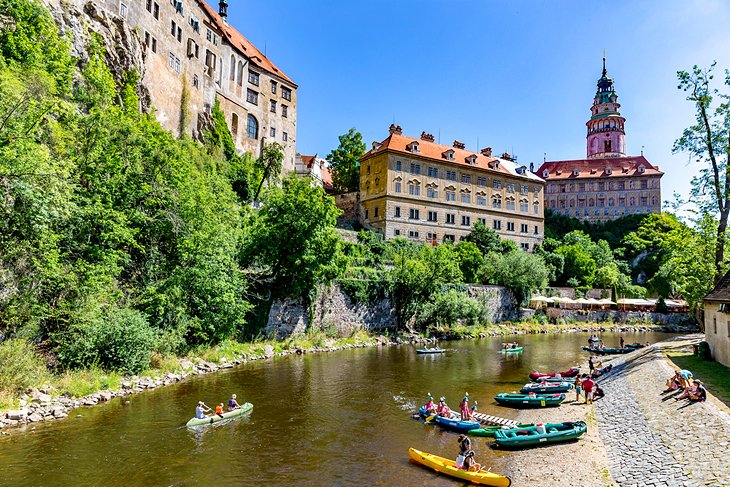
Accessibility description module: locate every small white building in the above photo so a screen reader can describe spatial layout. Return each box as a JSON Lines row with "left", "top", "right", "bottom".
{"left": 295, "top": 153, "right": 333, "bottom": 193}
{"left": 703, "top": 272, "right": 730, "bottom": 368}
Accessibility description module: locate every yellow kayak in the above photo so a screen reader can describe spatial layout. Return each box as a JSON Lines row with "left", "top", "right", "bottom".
{"left": 408, "top": 448, "right": 511, "bottom": 487}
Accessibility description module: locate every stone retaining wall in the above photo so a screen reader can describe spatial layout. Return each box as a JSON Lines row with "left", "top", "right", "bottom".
{"left": 540, "top": 309, "right": 695, "bottom": 329}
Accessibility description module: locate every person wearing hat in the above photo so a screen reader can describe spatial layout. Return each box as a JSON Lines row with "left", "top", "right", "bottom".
{"left": 468, "top": 403, "right": 478, "bottom": 420}
{"left": 438, "top": 397, "right": 451, "bottom": 417}
{"left": 424, "top": 394, "right": 437, "bottom": 414}
{"left": 195, "top": 401, "right": 212, "bottom": 419}
{"left": 228, "top": 393, "right": 241, "bottom": 411}
{"left": 459, "top": 393, "right": 470, "bottom": 421}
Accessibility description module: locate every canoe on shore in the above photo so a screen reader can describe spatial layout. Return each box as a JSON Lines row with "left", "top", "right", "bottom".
{"left": 583, "top": 346, "right": 634, "bottom": 355}
{"left": 492, "top": 421, "right": 587, "bottom": 448}
{"left": 528, "top": 368, "right": 579, "bottom": 380}
{"left": 185, "top": 402, "right": 253, "bottom": 427}
{"left": 468, "top": 423, "right": 535, "bottom": 437}
{"left": 408, "top": 448, "right": 512, "bottom": 487}
{"left": 520, "top": 382, "right": 574, "bottom": 394}
{"left": 417, "top": 407, "right": 481, "bottom": 432}
{"left": 532, "top": 376, "right": 576, "bottom": 384}
{"left": 499, "top": 347, "right": 523, "bottom": 353}
{"left": 416, "top": 348, "right": 446, "bottom": 354}
{"left": 495, "top": 393, "right": 565, "bottom": 408}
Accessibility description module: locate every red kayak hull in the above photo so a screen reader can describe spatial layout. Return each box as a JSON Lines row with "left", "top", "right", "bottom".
{"left": 529, "top": 367, "right": 580, "bottom": 381}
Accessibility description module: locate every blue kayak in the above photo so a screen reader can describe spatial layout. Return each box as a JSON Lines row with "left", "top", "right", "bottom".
{"left": 418, "top": 407, "right": 481, "bottom": 432}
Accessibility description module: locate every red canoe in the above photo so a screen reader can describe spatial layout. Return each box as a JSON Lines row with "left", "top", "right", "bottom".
{"left": 529, "top": 367, "right": 580, "bottom": 381}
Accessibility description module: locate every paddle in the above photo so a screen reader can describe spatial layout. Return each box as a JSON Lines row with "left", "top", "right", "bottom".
{"left": 424, "top": 413, "right": 438, "bottom": 424}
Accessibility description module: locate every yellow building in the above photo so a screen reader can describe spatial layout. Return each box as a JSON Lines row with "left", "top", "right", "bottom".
{"left": 358, "top": 125, "right": 545, "bottom": 250}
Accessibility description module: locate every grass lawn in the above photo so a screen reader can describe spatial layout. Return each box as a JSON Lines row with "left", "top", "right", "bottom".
{"left": 666, "top": 351, "right": 730, "bottom": 407}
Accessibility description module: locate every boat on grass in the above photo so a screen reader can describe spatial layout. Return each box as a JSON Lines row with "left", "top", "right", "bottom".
{"left": 185, "top": 403, "right": 253, "bottom": 427}
{"left": 528, "top": 368, "right": 579, "bottom": 380}
{"left": 520, "top": 382, "right": 573, "bottom": 394}
{"left": 408, "top": 448, "right": 512, "bottom": 486}
{"left": 492, "top": 421, "right": 587, "bottom": 448}
{"left": 494, "top": 393, "right": 565, "bottom": 408}
{"left": 416, "top": 348, "right": 446, "bottom": 354}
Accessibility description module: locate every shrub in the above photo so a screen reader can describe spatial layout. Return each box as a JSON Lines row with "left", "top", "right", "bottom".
{"left": 55, "top": 308, "right": 157, "bottom": 374}
{"left": 418, "top": 289, "right": 486, "bottom": 327}
{"left": 0, "top": 338, "right": 50, "bottom": 395}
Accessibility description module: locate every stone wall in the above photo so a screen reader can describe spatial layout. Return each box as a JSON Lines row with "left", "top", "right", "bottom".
{"left": 539, "top": 308, "right": 696, "bottom": 330}
{"left": 466, "top": 285, "right": 519, "bottom": 323}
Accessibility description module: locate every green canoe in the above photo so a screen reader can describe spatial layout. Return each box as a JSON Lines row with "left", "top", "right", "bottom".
{"left": 499, "top": 347, "right": 523, "bottom": 353}
{"left": 493, "top": 421, "right": 587, "bottom": 448}
{"left": 468, "top": 423, "right": 535, "bottom": 437}
{"left": 494, "top": 393, "right": 565, "bottom": 408}
{"left": 186, "top": 402, "right": 253, "bottom": 427}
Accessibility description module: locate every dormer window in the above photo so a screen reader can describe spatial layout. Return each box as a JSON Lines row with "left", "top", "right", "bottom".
{"left": 466, "top": 154, "right": 477, "bottom": 165}
{"left": 542, "top": 169, "right": 549, "bottom": 178}
{"left": 488, "top": 160, "right": 500, "bottom": 170}
{"left": 637, "top": 164, "right": 645, "bottom": 174}
{"left": 406, "top": 141, "right": 420, "bottom": 153}
{"left": 516, "top": 166, "right": 527, "bottom": 175}
{"left": 606, "top": 167, "right": 613, "bottom": 175}
{"left": 372, "top": 141, "right": 382, "bottom": 152}
{"left": 572, "top": 168, "right": 580, "bottom": 176}
{"left": 442, "top": 149, "right": 455, "bottom": 161}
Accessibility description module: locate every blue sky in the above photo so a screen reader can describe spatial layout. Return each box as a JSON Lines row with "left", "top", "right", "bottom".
{"left": 226, "top": 0, "right": 730, "bottom": 206}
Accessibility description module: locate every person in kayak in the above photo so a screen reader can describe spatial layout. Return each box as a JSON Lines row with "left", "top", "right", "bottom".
{"left": 469, "top": 404, "right": 477, "bottom": 420}
{"left": 459, "top": 393, "right": 469, "bottom": 420}
{"left": 438, "top": 397, "right": 451, "bottom": 417}
{"left": 195, "top": 401, "right": 212, "bottom": 419}
{"left": 424, "top": 394, "right": 437, "bottom": 414}
{"left": 215, "top": 403, "right": 225, "bottom": 418}
{"left": 228, "top": 394, "right": 241, "bottom": 411}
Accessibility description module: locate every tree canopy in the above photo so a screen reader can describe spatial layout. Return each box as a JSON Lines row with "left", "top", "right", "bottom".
{"left": 325, "top": 128, "right": 365, "bottom": 193}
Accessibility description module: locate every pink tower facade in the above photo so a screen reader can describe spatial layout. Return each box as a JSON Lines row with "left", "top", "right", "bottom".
{"left": 586, "top": 58, "right": 626, "bottom": 159}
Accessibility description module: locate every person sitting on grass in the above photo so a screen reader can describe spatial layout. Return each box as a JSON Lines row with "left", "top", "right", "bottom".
{"left": 689, "top": 380, "right": 707, "bottom": 402}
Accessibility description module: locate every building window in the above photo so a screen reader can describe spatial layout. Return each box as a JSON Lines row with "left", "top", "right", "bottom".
{"left": 446, "top": 214, "right": 455, "bottom": 225}
{"left": 521, "top": 243, "right": 530, "bottom": 251}
{"left": 428, "top": 167, "right": 439, "bottom": 178}
{"left": 395, "top": 160, "right": 402, "bottom": 171}
{"left": 281, "top": 105, "right": 288, "bottom": 117}
{"left": 520, "top": 200, "right": 528, "bottom": 212}
{"left": 271, "top": 81, "right": 277, "bottom": 94}
{"left": 119, "top": 2, "right": 128, "bottom": 18}
{"left": 374, "top": 207, "right": 379, "bottom": 217}
{"left": 461, "top": 174, "right": 471, "bottom": 184}
{"left": 641, "top": 197, "right": 648, "bottom": 206}
{"left": 189, "top": 15, "right": 200, "bottom": 33}
{"left": 641, "top": 180, "right": 648, "bottom": 189}
{"left": 478, "top": 218, "right": 486, "bottom": 225}
{"left": 598, "top": 182, "right": 605, "bottom": 191}
{"left": 408, "top": 183, "right": 420, "bottom": 196}
{"left": 445, "top": 190, "right": 456, "bottom": 202}
{"left": 282, "top": 132, "right": 288, "bottom": 142}
{"left": 493, "top": 220, "right": 501, "bottom": 230}
{"left": 461, "top": 216, "right": 471, "bottom": 226}
{"left": 247, "top": 114, "right": 258, "bottom": 139}
{"left": 714, "top": 317, "right": 717, "bottom": 334}
{"left": 192, "top": 74, "right": 199, "bottom": 89}
{"left": 146, "top": 0, "right": 152, "bottom": 12}
{"left": 409, "top": 163, "right": 421, "bottom": 175}
{"left": 187, "top": 38, "right": 199, "bottom": 58}
{"left": 168, "top": 52, "right": 181, "bottom": 74}
{"left": 171, "top": 20, "right": 177, "bottom": 37}
{"left": 461, "top": 193, "right": 471, "bottom": 204}
{"left": 409, "top": 208, "right": 420, "bottom": 220}
{"left": 507, "top": 222, "right": 515, "bottom": 231}
{"left": 270, "top": 127, "right": 276, "bottom": 138}
{"left": 427, "top": 187, "right": 438, "bottom": 199}
{"left": 248, "top": 70, "right": 260, "bottom": 86}
{"left": 409, "top": 231, "right": 419, "bottom": 239}
{"left": 427, "top": 211, "right": 438, "bottom": 222}
{"left": 534, "top": 202, "right": 539, "bottom": 214}
{"left": 477, "top": 195, "right": 486, "bottom": 206}
{"left": 365, "top": 209, "right": 368, "bottom": 219}
{"left": 520, "top": 223, "right": 528, "bottom": 233}
{"left": 506, "top": 198, "right": 515, "bottom": 210}
{"left": 520, "top": 185, "right": 529, "bottom": 195}
{"left": 231, "top": 113, "right": 239, "bottom": 136}
{"left": 246, "top": 89, "right": 258, "bottom": 105}
{"left": 282, "top": 86, "right": 292, "bottom": 101}
{"left": 270, "top": 100, "right": 277, "bottom": 113}
{"left": 506, "top": 183, "right": 515, "bottom": 193}
{"left": 205, "top": 50, "right": 216, "bottom": 76}
{"left": 608, "top": 197, "right": 614, "bottom": 206}
{"left": 534, "top": 225, "right": 539, "bottom": 234}
{"left": 394, "top": 206, "right": 401, "bottom": 217}
{"left": 493, "top": 179, "right": 502, "bottom": 189}
{"left": 443, "top": 234, "right": 455, "bottom": 243}
{"left": 477, "top": 176, "right": 487, "bottom": 187}
{"left": 394, "top": 229, "right": 401, "bottom": 236}
{"left": 492, "top": 195, "right": 502, "bottom": 208}
{"left": 427, "top": 232, "right": 437, "bottom": 242}
{"left": 153, "top": 2, "right": 159, "bottom": 19}
{"left": 446, "top": 170, "right": 457, "bottom": 181}
{"left": 394, "top": 182, "right": 401, "bottom": 193}
{"left": 630, "top": 197, "right": 636, "bottom": 206}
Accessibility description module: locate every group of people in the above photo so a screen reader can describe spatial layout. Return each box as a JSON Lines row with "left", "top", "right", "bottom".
{"left": 665, "top": 370, "right": 707, "bottom": 402}
{"left": 574, "top": 374, "right": 604, "bottom": 404}
{"left": 424, "top": 393, "right": 478, "bottom": 420}
{"left": 455, "top": 434, "right": 481, "bottom": 472}
{"left": 588, "top": 357, "right": 613, "bottom": 378}
{"left": 501, "top": 342, "right": 519, "bottom": 350}
{"left": 195, "top": 394, "right": 242, "bottom": 419}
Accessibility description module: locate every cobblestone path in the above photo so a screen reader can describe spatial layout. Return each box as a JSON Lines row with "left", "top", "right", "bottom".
{"left": 594, "top": 336, "right": 730, "bottom": 487}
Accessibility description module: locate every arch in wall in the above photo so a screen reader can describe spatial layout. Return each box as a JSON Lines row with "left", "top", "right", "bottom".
{"left": 247, "top": 114, "right": 258, "bottom": 139}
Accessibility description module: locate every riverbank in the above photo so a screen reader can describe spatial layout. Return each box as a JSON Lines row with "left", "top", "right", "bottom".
{"left": 0, "top": 321, "right": 694, "bottom": 435}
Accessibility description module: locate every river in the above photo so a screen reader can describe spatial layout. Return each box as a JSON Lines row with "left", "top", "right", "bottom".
{"left": 0, "top": 331, "right": 674, "bottom": 486}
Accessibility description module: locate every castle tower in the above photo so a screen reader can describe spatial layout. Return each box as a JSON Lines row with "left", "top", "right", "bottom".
{"left": 586, "top": 58, "right": 626, "bottom": 158}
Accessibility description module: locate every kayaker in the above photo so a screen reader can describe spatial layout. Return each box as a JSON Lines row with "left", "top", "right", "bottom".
{"left": 215, "top": 403, "right": 225, "bottom": 418}
{"left": 195, "top": 401, "right": 212, "bottom": 419}
{"left": 424, "top": 394, "right": 437, "bottom": 414}
{"left": 228, "top": 394, "right": 241, "bottom": 411}
{"left": 459, "top": 393, "right": 469, "bottom": 420}
{"left": 438, "top": 397, "right": 451, "bottom": 417}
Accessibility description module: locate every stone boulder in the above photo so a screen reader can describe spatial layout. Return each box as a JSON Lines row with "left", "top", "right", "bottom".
{"left": 28, "top": 413, "right": 44, "bottom": 423}
{"left": 6, "top": 409, "right": 28, "bottom": 421}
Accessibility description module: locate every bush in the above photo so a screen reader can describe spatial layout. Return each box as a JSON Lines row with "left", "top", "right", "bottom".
{"left": 0, "top": 338, "right": 50, "bottom": 395}
{"left": 418, "top": 289, "right": 486, "bottom": 327}
{"left": 55, "top": 308, "right": 157, "bottom": 374}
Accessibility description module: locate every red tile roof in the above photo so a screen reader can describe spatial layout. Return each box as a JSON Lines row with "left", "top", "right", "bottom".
{"left": 361, "top": 130, "right": 543, "bottom": 182}
{"left": 300, "top": 155, "right": 316, "bottom": 169}
{"left": 321, "top": 166, "right": 333, "bottom": 191}
{"left": 197, "top": 1, "right": 296, "bottom": 86}
{"left": 535, "top": 156, "right": 663, "bottom": 180}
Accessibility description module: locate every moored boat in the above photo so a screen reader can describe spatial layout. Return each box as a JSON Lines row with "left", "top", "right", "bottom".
{"left": 468, "top": 423, "right": 535, "bottom": 437}
{"left": 584, "top": 347, "right": 634, "bottom": 355}
{"left": 492, "top": 421, "right": 587, "bottom": 448}
{"left": 494, "top": 393, "right": 565, "bottom": 408}
{"left": 532, "top": 376, "right": 576, "bottom": 384}
{"left": 528, "top": 367, "right": 579, "bottom": 380}
{"left": 416, "top": 348, "right": 446, "bottom": 354}
{"left": 408, "top": 448, "right": 512, "bottom": 486}
{"left": 417, "top": 406, "right": 481, "bottom": 432}
{"left": 185, "top": 402, "right": 253, "bottom": 427}
{"left": 520, "top": 382, "right": 573, "bottom": 394}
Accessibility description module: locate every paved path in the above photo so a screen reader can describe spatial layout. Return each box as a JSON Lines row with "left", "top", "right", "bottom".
{"left": 594, "top": 335, "right": 730, "bottom": 487}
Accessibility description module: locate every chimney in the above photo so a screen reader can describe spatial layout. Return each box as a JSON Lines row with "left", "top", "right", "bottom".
{"left": 501, "top": 152, "right": 513, "bottom": 161}
{"left": 481, "top": 147, "right": 492, "bottom": 157}
{"left": 388, "top": 124, "right": 397, "bottom": 135}
{"left": 420, "top": 131, "right": 435, "bottom": 142}
{"left": 529, "top": 162, "right": 534, "bottom": 173}
{"left": 219, "top": 1, "right": 228, "bottom": 22}
{"left": 453, "top": 140, "right": 465, "bottom": 150}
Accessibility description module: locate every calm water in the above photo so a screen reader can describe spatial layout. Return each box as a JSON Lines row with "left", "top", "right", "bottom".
{"left": 0, "top": 331, "right": 672, "bottom": 486}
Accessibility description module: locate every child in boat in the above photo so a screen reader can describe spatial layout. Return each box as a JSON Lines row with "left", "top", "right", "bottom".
{"left": 468, "top": 404, "right": 477, "bottom": 420}
{"left": 195, "top": 401, "right": 212, "bottom": 419}
{"left": 438, "top": 397, "right": 451, "bottom": 417}
{"left": 215, "top": 403, "right": 224, "bottom": 417}
{"left": 574, "top": 376, "right": 583, "bottom": 403}
{"left": 456, "top": 434, "right": 472, "bottom": 469}
{"left": 228, "top": 394, "right": 241, "bottom": 411}
{"left": 424, "top": 394, "right": 437, "bottom": 414}
{"left": 459, "top": 393, "right": 469, "bottom": 420}
{"left": 463, "top": 450, "right": 482, "bottom": 472}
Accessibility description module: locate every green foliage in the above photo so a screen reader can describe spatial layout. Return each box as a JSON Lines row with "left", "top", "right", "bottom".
{"left": 418, "top": 289, "right": 486, "bottom": 327}
{"left": 0, "top": 338, "right": 51, "bottom": 395}
{"left": 253, "top": 141, "right": 285, "bottom": 201}
{"left": 54, "top": 308, "right": 157, "bottom": 374}
{"left": 462, "top": 221, "right": 509, "bottom": 254}
{"left": 326, "top": 127, "right": 365, "bottom": 193}
{"left": 454, "top": 240, "right": 483, "bottom": 283}
{"left": 480, "top": 251, "right": 548, "bottom": 305}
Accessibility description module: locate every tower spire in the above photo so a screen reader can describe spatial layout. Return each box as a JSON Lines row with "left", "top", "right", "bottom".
{"left": 602, "top": 50, "right": 607, "bottom": 77}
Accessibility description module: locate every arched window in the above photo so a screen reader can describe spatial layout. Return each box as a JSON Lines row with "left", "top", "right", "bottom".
{"left": 588, "top": 198, "right": 594, "bottom": 207}
{"left": 230, "top": 55, "right": 236, "bottom": 80}
{"left": 247, "top": 114, "right": 258, "bottom": 139}
{"left": 237, "top": 61, "right": 244, "bottom": 87}
{"left": 231, "top": 113, "right": 239, "bottom": 136}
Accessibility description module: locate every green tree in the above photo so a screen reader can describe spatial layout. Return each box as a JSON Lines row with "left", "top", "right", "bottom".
{"left": 462, "top": 221, "right": 506, "bottom": 254}
{"left": 253, "top": 141, "right": 284, "bottom": 201}
{"left": 556, "top": 244, "right": 596, "bottom": 286}
{"left": 454, "top": 240, "right": 484, "bottom": 284}
{"left": 674, "top": 63, "right": 730, "bottom": 282}
{"left": 480, "top": 251, "right": 548, "bottom": 305}
{"left": 326, "top": 128, "right": 365, "bottom": 193}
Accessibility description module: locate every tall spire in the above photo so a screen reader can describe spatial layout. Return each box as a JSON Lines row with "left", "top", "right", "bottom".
{"left": 586, "top": 55, "right": 626, "bottom": 159}
{"left": 602, "top": 53, "right": 607, "bottom": 77}
{"left": 219, "top": 1, "right": 228, "bottom": 22}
